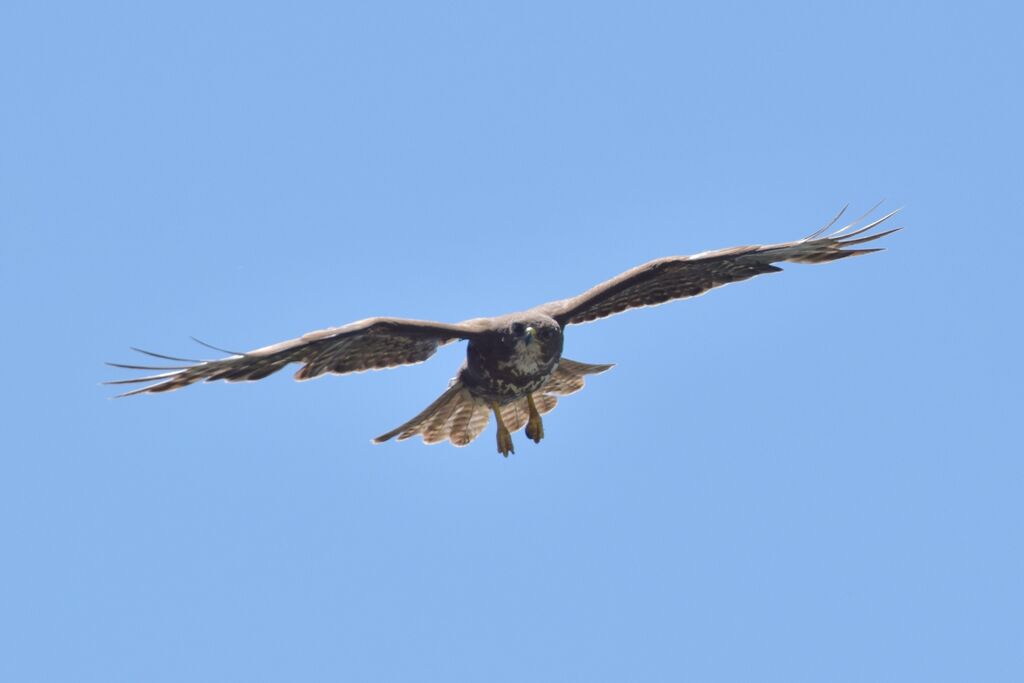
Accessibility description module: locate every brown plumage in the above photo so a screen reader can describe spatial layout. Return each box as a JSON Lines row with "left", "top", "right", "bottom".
{"left": 107, "top": 205, "right": 899, "bottom": 455}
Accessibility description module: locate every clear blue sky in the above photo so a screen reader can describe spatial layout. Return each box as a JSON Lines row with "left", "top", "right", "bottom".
{"left": 3, "top": 2, "right": 1021, "bottom": 681}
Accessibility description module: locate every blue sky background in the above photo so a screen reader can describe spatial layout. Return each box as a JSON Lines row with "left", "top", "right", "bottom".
{"left": 3, "top": 1, "right": 1021, "bottom": 681}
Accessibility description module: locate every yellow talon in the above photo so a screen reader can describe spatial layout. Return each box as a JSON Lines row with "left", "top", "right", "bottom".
{"left": 492, "top": 402, "right": 515, "bottom": 456}
{"left": 525, "top": 393, "right": 544, "bottom": 444}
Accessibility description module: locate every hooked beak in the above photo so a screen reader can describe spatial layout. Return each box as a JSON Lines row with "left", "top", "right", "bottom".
{"left": 524, "top": 326, "right": 536, "bottom": 344}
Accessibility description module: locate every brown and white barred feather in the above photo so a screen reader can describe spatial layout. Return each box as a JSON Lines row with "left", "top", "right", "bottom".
{"left": 372, "top": 357, "right": 613, "bottom": 447}
{"left": 370, "top": 382, "right": 489, "bottom": 446}
{"left": 539, "top": 358, "right": 614, "bottom": 395}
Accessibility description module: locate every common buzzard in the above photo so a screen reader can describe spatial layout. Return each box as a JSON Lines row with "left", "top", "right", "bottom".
{"left": 108, "top": 206, "right": 899, "bottom": 455}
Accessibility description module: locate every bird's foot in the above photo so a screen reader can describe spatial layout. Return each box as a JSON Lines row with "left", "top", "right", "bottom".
{"left": 496, "top": 425, "right": 515, "bottom": 457}
{"left": 525, "top": 414, "right": 544, "bottom": 443}
{"left": 492, "top": 402, "right": 515, "bottom": 457}
{"left": 525, "top": 394, "right": 544, "bottom": 444}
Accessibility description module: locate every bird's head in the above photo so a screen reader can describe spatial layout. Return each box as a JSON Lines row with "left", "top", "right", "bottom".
{"left": 499, "top": 316, "right": 563, "bottom": 358}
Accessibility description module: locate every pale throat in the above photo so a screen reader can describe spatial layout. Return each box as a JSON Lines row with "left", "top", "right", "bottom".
{"left": 499, "top": 338, "right": 557, "bottom": 377}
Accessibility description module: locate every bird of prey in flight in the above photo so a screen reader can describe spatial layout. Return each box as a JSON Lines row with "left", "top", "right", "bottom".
{"left": 107, "top": 205, "right": 899, "bottom": 456}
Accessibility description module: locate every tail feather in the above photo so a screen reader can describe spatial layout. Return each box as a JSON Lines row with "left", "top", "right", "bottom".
{"left": 500, "top": 399, "right": 530, "bottom": 433}
{"left": 421, "top": 391, "right": 463, "bottom": 444}
{"left": 539, "top": 358, "right": 614, "bottom": 396}
{"left": 533, "top": 394, "right": 558, "bottom": 414}
{"left": 449, "top": 401, "right": 490, "bottom": 446}
{"left": 373, "top": 381, "right": 466, "bottom": 444}
{"left": 372, "top": 380, "right": 490, "bottom": 447}
{"left": 373, "top": 358, "right": 612, "bottom": 449}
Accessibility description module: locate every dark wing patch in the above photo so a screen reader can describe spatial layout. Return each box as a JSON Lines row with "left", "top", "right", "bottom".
{"left": 106, "top": 318, "right": 481, "bottom": 397}
{"left": 539, "top": 206, "right": 900, "bottom": 326}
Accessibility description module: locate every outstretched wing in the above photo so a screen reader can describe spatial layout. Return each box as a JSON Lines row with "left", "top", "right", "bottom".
{"left": 539, "top": 206, "right": 901, "bottom": 326}
{"left": 106, "top": 317, "right": 484, "bottom": 397}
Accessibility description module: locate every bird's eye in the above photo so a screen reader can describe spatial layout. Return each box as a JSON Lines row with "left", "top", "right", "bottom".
{"left": 511, "top": 322, "right": 526, "bottom": 336}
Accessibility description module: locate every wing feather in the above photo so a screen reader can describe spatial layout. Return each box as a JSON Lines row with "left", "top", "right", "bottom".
{"left": 539, "top": 206, "right": 901, "bottom": 326}
{"left": 106, "top": 317, "right": 484, "bottom": 397}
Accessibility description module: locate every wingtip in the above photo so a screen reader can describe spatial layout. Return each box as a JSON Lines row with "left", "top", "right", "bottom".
{"left": 837, "top": 226, "right": 902, "bottom": 248}
{"left": 831, "top": 200, "right": 888, "bottom": 237}
{"left": 190, "top": 336, "right": 245, "bottom": 357}
{"left": 805, "top": 204, "right": 850, "bottom": 240}
{"left": 99, "top": 380, "right": 127, "bottom": 398}
{"left": 847, "top": 247, "right": 886, "bottom": 257}
{"left": 372, "top": 430, "right": 398, "bottom": 444}
{"left": 130, "top": 347, "right": 203, "bottom": 363}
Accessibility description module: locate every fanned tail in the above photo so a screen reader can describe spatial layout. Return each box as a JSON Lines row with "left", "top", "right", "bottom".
{"left": 372, "top": 358, "right": 612, "bottom": 449}
{"left": 372, "top": 380, "right": 490, "bottom": 447}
